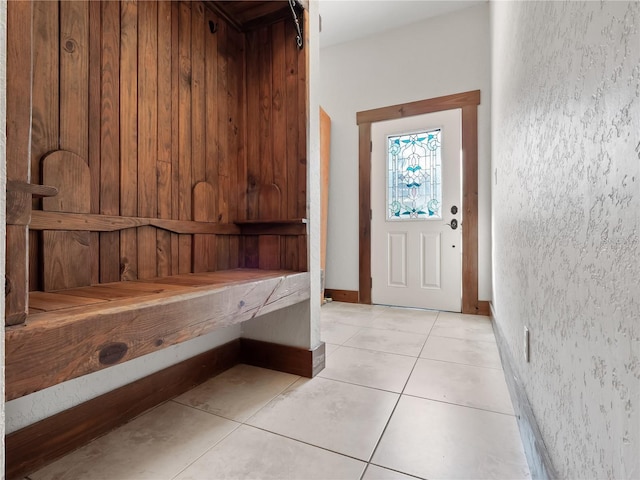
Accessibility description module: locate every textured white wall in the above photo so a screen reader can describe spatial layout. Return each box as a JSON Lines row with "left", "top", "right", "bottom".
{"left": 320, "top": 3, "right": 492, "bottom": 300}
{"left": 491, "top": 2, "right": 640, "bottom": 478}
{"left": 0, "top": 0, "right": 7, "bottom": 470}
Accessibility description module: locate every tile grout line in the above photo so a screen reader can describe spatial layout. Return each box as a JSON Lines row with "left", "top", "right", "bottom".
{"left": 174, "top": 307, "right": 502, "bottom": 480}
{"left": 418, "top": 310, "right": 439, "bottom": 355}
{"left": 171, "top": 341, "right": 511, "bottom": 477}
{"left": 170, "top": 398, "right": 245, "bottom": 424}
{"left": 331, "top": 323, "right": 365, "bottom": 346}
{"left": 174, "top": 350, "right": 433, "bottom": 479}
{"left": 404, "top": 313, "right": 516, "bottom": 418}
{"left": 172, "top": 373, "right": 301, "bottom": 426}
{"left": 312, "top": 374, "right": 407, "bottom": 396}
{"left": 358, "top": 371, "right": 412, "bottom": 477}
{"left": 417, "top": 355, "right": 505, "bottom": 371}
{"left": 323, "top": 317, "right": 438, "bottom": 334}
{"left": 326, "top": 316, "right": 430, "bottom": 347}
{"left": 168, "top": 420, "right": 242, "bottom": 480}
{"left": 170, "top": 328, "right": 422, "bottom": 479}
{"left": 360, "top": 310, "right": 487, "bottom": 479}
{"left": 429, "top": 332, "right": 498, "bottom": 344}
{"left": 365, "top": 462, "right": 427, "bottom": 480}
{"left": 241, "top": 376, "right": 305, "bottom": 426}
{"left": 323, "top": 342, "right": 430, "bottom": 359}
{"left": 325, "top": 312, "right": 435, "bottom": 357}
{"left": 359, "top": 311, "right": 440, "bottom": 480}
{"left": 400, "top": 392, "right": 517, "bottom": 417}
{"left": 169, "top": 371, "right": 305, "bottom": 479}
{"left": 183, "top": 306, "right": 506, "bottom": 479}
{"left": 32, "top": 306, "right": 509, "bottom": 479}
{"left": 420, "top": 313, "right": 504, "bottom": 369}
{"left": 241, "top": 423, "right": 372, "bottom": 465}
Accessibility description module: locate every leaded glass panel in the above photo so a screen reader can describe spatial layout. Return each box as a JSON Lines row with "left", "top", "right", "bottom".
{"left": 387, "top": 128, "right": 442, "bottom": 220}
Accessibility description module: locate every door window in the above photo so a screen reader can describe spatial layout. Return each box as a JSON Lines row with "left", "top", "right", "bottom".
{"left": 387, "top": 129, "right": 442, "bottom": 220}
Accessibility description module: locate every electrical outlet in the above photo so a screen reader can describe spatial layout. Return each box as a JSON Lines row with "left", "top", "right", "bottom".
{"left": 524, "top": 326, "right": 530, "bottom": 362}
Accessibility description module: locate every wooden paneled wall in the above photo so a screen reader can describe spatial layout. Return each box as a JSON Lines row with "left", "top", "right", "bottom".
{"left": 244, "top": 19, "right": 307, "bottom": 271}
{"left": 16, "top": 0, "right": 307, "bottom": 293}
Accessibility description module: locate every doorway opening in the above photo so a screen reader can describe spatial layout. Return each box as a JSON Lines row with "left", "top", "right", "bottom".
{"left": 371, "top": 110, "right": 462, "bottom": 312}
{"left": 357, "top": 90, "right": 488, "bottom": 315}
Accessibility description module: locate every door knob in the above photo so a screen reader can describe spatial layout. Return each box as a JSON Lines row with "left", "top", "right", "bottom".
{"left": 445, "top": 219, "right": 458, "bottom": 230}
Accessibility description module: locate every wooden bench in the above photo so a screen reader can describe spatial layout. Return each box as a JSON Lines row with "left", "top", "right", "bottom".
{"left": 5, "top": 268, "right": 309, "bottom": 401}
{"left": 4, "top": 2, "right": 315, "bottom": 476}
{"left": 4, "top": 0, "right": 312, "bottom": 403}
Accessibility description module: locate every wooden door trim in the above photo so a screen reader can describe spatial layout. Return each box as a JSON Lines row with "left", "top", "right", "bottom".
{"left": 357, "top": 90, "right": 482, "bottom": 314}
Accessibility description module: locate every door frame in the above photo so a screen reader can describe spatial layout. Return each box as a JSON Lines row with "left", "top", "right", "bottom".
{"left": 357, "top": 90, "right": 488, "bottom": 315}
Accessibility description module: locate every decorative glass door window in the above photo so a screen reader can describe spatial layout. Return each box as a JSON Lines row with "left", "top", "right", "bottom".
{"left": 387, "top": 128, "right": 442, "bottom": 220}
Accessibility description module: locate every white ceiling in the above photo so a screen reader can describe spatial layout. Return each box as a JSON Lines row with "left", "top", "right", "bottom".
{"left": 318, "top": 0, "right": 486, "bottom": 48}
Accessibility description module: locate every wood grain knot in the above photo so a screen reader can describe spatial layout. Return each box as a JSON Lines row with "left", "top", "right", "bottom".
{"left": 64, "top": 39, "right": 76, "bottom": 53}
{"left": 155, "top": 339, "right": 164, "bottom": 347}
{"left": 99, "top": 342, "right": 128, "bottom": 365}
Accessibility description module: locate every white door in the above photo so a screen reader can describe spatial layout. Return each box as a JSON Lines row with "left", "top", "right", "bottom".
{"left": 371, "top": 109, "right": 462, "bottom": 312}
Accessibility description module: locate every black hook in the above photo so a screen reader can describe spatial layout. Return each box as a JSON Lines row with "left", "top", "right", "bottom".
{"left": 289, "top": 0, "right": 303, "bottom": 50}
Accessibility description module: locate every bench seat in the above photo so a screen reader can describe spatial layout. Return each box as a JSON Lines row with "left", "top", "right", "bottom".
{"left": 6, "top": 269, "right": 310, "bottom": 401}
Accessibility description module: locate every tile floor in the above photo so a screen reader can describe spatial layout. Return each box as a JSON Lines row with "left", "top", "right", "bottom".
{"left": 28, "top": 302, "right": 530, "bottom": 480}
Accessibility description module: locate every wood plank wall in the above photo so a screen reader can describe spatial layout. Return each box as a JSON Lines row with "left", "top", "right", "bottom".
{"left": 18, "top": 0, "right": 307, "bottom": 292}
{"left": 245, "top": 19, "right": 307, "bottom": 271}
{"left": 6, "top": 1, "right": 33, "bottom": 324}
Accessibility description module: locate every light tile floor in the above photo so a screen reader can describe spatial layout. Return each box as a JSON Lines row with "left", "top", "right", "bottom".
{"left": 28, "top": 302, "right": 530, "bottom": 480}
